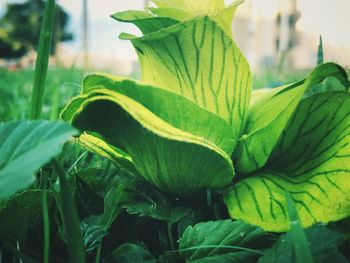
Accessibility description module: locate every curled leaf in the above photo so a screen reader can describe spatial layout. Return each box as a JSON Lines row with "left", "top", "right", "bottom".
{"left": 225, "top": 90, "right": 350, "bottom": 231}
{"left": 62, "top": 76, "right": 235, "bottom": 196}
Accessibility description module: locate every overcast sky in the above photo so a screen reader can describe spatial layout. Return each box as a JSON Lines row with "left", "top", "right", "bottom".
{"left": 0, "top": 0, "right": 349, "bottom": 60}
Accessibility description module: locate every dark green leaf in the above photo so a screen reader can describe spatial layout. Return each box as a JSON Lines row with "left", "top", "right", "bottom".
{"left": 100, "top": 184, "right": 126, "bottom": 227}
{"left": 76, "top": 176, "right": 104, "bottom": 216}
{"left": 81, "top": 217, "right": 108, "bottom": 254}
{"left": 0, "top": 190, "right": 42, "bottom": 246}
{"left": 259, "top": 226, "right": 349, "bottom": 263}
{"left": 307, "top": 226, "right": 349, "bottom": 263}
{"left": 122, "top": 177, "right": 191, "bottom": 224}
{"left": 177, "top": 210, "right": 208, "bottom": 238}
{"left": 104, "top": 243, "right": 156, "bottom": 263}
{"left": 179, "top": 220, "right": 265, "bottom": 262}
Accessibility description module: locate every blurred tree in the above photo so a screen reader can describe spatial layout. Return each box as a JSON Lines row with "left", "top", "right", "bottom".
{"left": 0, "top": 28, "right": 27, "bottom": 59}
{"left": 0, "top": 0, "right": 73, "bottom": 59}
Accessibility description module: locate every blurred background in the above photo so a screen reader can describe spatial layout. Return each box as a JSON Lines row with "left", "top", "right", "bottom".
{"left": 1, "top": 0, "right": 350, "bottom": 72}
{"left": 0, "top": 0, "right": 349, "bottom": 120}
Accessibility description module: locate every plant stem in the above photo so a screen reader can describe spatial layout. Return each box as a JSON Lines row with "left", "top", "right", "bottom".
{"left": 167, "top": 223, "right": 176, "bottom": 252}
{"left": 42, "top": 174, "right": 50, "bottom": 263}
{"left": 30, "top": 0, "right": 56, "bottom": 120}
{"left": 53, "top": 160, "right": 85, "bottom": 263}
{"left": 30, "top": 3, "right": 57, "bottom": 257}
{"left": 95, "top": 243, "right": 102, "bottom": 263}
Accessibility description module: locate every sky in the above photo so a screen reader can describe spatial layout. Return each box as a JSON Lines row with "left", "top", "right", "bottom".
{"left": 0, "top": 0, "right": 349, "bottom": 61}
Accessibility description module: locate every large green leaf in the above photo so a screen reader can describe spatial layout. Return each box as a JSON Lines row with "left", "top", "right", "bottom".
{"left": 0, "top": 190, "right": 42, "bottom": 246}
{"left": 225, "top": 91, "right": 350, "bottom": 231}
{"left": 64, "top": 75, "right": 236, "bottom": 155}
{"left": 115, "top": 12, "right": 251, "bottom": 140}
{"left": 179, "top": 220, "right": 266, "bottom": 262}
{"left": 62, "top": 76, "right": 235, "bottom": 196}
{"left": 0, "top": 120, "right": 76, "bottom": 199}
{"left": 234, "top": 63, "right": 349, "bottom": 173}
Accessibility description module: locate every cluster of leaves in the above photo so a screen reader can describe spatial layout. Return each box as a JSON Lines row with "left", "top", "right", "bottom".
{"left": 0, "top": 0, "right": 350, "bottom": 262}
{"left": 0, "top": 131, "right": 349, "bottom": 262}
{"left": 63, "top": 0, "right": 350, "bottom": 232}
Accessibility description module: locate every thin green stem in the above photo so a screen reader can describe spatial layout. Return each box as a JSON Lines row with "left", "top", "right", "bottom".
{"left": 42, "top": 174, "right": 50, "bottom": 263}
{"left": 167, "top": 223, "right": 176, "bottom": 252}
{"left": 50, "top": 185, "right": 64, "bottom": 221}
{"left": 53, "top": 160, "right": 85, "bottom": 263}
{"left": 16, "top": 241, "right": 23, "bottom": 263}
{"left": 95, "top": 242, "right": 102, "bottom": 263}
{"left": 30, "top": 0, "right": 56, "bottom": 120}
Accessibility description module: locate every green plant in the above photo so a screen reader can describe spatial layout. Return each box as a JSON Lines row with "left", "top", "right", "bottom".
{"left": 1, "top": 0, "right": 84, "bottom": 262}
{"left": 62, "top": 0, "right": 350, "bottom": 233}
{"left": 1, "top": 0, "right": 350, "bottom": 262}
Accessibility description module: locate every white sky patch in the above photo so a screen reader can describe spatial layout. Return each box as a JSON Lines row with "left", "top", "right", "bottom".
{"left": 297, "top": 0, "right": 350, "bottom": 47}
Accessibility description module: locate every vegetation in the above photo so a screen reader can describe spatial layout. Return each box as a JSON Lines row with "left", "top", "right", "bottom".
{"left": 0, "top": 0, "right": 349, "bottom": 262}
{"left": 0, "top": 67, "right": 83, "bottom": 121}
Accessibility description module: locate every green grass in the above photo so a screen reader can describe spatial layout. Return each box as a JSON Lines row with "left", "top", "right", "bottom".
{"left": 0, "top": 66, "right": 307, "bottom": 122}
{"left": 0, "top": 67, "right": 84, "bottom": 121}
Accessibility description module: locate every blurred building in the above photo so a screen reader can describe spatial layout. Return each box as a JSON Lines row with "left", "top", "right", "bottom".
{"left": 233, "top": 0, "right": 348, "bottom": 71}
{"left": 1, "top": 0, "right": 348, "bottom": 73}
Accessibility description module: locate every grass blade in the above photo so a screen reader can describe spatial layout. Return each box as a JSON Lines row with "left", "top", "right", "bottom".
{"left": 285, "top": 192, "right": 313, "bottom": 263}
{"left": 30, "top": 3, "right": 58, "bottom": 259}
{"left": 317, "top": 35, "right": 324, "bottom": 65}
{"left": 41, "top": 173, "right": 50, "bottom": 263}
{"left": 53, "top": 160, "right": 85, "bottom": 263}
{"left": 30, "top": 0, "right": 56, "bottom": 120}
